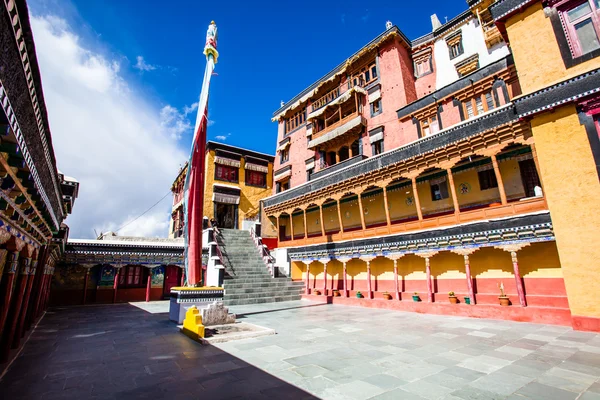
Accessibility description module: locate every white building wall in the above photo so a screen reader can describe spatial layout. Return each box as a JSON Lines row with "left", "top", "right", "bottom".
{"left": 274, "top": 248, "right": 290, "bottom": 277}
{"left": 434, "top": 19, "right": 511, "bottom": 90}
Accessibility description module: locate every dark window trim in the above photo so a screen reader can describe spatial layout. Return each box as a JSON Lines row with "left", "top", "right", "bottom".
{"left": 578, "top": 108, "right": 600, "bottom": 179}
{"left": 412, "top": 117, "right": 423, "bottom": 138}
{"left": 452, "top": 97, "right": 466, "bottom": 121}
{"left": 547, "top": 5, "right": 600, "bottom": 68}
{"left": 214, "top": 164, "right": 239, "bottom": 183}
{"left": 370, "top": 98, "right": 383, "bottom": 117}
{"left": 245, "top": 170, "right": 267, "bottom": 188}
{"left": 118, "top": 266, "right": 147, "bottom": 289}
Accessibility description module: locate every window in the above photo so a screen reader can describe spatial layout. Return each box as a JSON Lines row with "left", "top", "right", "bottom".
{"left": 307, "top": 168, "right": 314, "bottom": 181}
{"left": 372, "top": 139, "right": 384, "bottom": 155}
{"left": 118, "top": 266, "right": 145, "bottom": 288}
{"left": 245, "top": 170, "right": 266, "bottom": 187}
{"left": 478, "top": 169, "right": 498, "bottom": 190}
{"left": 421, "top": 115, "right": 440, "bottom": 137}
{"left": 430, "top": 180, "right": 450, "bottom": 201}
{"left": 215, "top": 164, "right": 238, "bottom": 183}
{"left": 278, "top": 180, "right": 290, "bottom": 192}
{"left": 370, "top": 99, "right": 382, "bottom": 117}
{"left": 352, "top": 61, "right": 378, "bottom": 87}
{"left": 280, "top": 148, "right": 289, "bottom": 163}
{"left": 285, "top": 108, "right": 306, "bottom": 133}
{"left": 415, "top": 58, "right": 432, "bottom": 77}
{"left": 559, "top": 0, "right": 600, "bottom": 57}
{"left": 462, "top": 91, "right": 497, "bottom": 120}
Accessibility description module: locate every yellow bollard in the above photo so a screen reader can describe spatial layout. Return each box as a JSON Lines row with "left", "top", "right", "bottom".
{"left": 181, "top": 306, "right": 205, "bottom": 340}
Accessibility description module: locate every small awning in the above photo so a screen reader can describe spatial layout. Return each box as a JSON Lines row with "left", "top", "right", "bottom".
{"left": 368, "top": 89, "right": 381, "bottom": 103}
{"left": 245, "top": 163, "right": 269, "bottom": 173}
{"left": 305, "top": 160, "right": 315, "bottom": 170}
{"left": 214, "top": 156, "right": 241, "bottom": 168}
{"left": 369, "top": 132, "right": 383, "bottom": 143}
{"left": 306, "top": 124, "right": 313, "bottom": 137}
{"left": 274, "top": 168, "right": 292, "bottom": 181}
{"left": 213, "top": 193, "right": 240, "bottom": 205}
{"left": 277, "top": 140, "right": 291, "bottom": 152}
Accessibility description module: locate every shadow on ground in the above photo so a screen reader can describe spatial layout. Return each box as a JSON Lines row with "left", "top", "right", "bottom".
{"left": 0, "top": 304, "right": 317, "bottom": 399}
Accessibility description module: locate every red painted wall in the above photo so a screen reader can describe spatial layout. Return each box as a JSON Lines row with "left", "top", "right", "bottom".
{"left": 301, "top": 276, "right": 568, "bottom": 308}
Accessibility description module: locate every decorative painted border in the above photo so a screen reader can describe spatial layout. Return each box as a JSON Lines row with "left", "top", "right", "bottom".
{"left": 0, "top": 216, "right": 40, "bottom": 248}
{"left": 0, "top": 81, "right": 56, "bottom": 232}
{"left": 3, "top": 0, "right": 63, "bottom": 228}
{"left": 287, "top": 214, "right": 554, "bottom": 259}
{"left": 0, "top": 189, "right": 46, "bottom": 239}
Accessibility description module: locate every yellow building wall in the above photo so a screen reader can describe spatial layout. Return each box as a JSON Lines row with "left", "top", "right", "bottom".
{"left": 505, "top": 2, "right": 600, "bottom": 95}
{"left": 387, "top": 186, "right": 419, "bottom": 220}
{"left": 416, "top": 180, "right": 454, "bottom": 214}
{"left": 306, "top": 208, "right": 321, "bottom": 235}
{"left": 529, "top": 105, "right": 600, "bottom": 317}
{"left": 203, "top": 150, "right": 274, "bottom": 228}
{"left": 363, "top": 192, "right": 387, "bottom": 226}
{"left": 322, "top": 204, "right": 341, "bottom": 232}
{"left": 339, "top": 198, "right": 362, "bottom": 230}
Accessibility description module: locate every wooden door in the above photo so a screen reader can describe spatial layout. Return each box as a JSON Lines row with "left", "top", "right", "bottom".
{"left": 518, "top": 159, "right": 541, "bottom": 198}
{"left": 163, "top": 265, "right": 181, "bottom": 297}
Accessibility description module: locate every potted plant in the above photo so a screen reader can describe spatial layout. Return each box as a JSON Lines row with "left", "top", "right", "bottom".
{"left": 448, "top": 291, "right": 458, "bottom": 304}
{"left": 332, "top": 289, "right": 341, "bottom": 297}
{"left": 383, "top": 291, "right": 392, "bottom": 300}
{"left": 356, "top": 291, "right": 364, "bottom": 299}
{"left": 498, "top": 282, "right": 510, "bottom": 306}
{"left": 412, "top": 292, "right": 420, "bottom": 302}
{"left": 313, "top": 289, "right": 322, "bottom": 295}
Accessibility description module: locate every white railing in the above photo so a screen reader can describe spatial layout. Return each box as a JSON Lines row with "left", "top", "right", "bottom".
{"left": 250, "top": 227, "right": 278, "bottom": 277}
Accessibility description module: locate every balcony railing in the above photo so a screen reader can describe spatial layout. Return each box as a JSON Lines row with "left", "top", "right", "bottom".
{"left": 279, "top": 197, "right": 548, "bottom": 247}
{"left": 310, "top": 78, "right": 367, "bottom": 113}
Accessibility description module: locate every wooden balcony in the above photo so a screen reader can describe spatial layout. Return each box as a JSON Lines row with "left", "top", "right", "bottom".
{"left": 308, "top": 112, "right": 365, "bottom": 149}
{"left": 279, "top": 197, "right": 548, "bottom": 247}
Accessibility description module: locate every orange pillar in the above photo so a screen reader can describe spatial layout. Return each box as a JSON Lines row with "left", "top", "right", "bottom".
{"left": 146, "top": 269, "right": 152, "bottom": 302}
{"left": 491, "top": 154, "right": 508, "bottom": 205}
{"left": 411, "top": 178, "right": 423, "bottom": 220}
{"left": 113, "top": 268, "right": 120, "bottom": 304}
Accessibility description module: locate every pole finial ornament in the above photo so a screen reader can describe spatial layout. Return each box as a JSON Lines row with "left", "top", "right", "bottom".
{"left": 204, "top": 21, "right": 219, "bottom": 63}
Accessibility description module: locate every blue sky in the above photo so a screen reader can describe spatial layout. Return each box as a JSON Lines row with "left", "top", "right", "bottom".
{"left": 33, "top": 0, "right": 467, "bottom": 154}
{"left": 27, "top": 0, "right": 468, "bottom": 238}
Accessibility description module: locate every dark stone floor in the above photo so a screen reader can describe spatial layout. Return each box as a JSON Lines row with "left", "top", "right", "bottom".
{"left": 0, "top": 304, "right": 315, "bottom": 399}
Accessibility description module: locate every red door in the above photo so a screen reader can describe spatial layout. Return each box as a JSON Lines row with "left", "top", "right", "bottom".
{"left": 163, "top": 266, "right": 181, "bottom": 297}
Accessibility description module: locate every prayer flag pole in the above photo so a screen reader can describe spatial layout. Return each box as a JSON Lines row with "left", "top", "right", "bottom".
{"left": 183, "top": 21, "right": 219, "bottom": 286}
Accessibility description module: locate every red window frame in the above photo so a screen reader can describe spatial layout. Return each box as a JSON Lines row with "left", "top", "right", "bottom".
{"left": 118, "top": 266, "right": 145, "bottom": 288}
{"left": 557, "top": 0, "right": 600, "bottom": 57}
{"left": 215, "top": 164, "right": 238, "bottom": 183}
{"left": 245, "top": 170, "right": 267, "bottom": 188}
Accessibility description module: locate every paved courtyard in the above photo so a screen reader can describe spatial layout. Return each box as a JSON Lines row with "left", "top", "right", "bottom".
{"left": 1, "top": 300, "right": 600, "bottom": 399}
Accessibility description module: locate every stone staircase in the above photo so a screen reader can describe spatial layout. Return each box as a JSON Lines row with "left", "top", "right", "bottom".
{"left": 216, "top": 229, "right": 304, "bottom": 306}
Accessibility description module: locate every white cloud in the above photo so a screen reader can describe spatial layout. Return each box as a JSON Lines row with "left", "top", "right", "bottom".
{"left": 134, "top": 55, "right": 156, "bottom": 71}
{"left": 207, "top": 119, "right": 215, "bottom": 127}
{"left": 183, "top": 102, "right": 198, "bottom": 115}
{"left": 160, "top": 104, "right": 194, "bottom": 140}
{"left": 214, "top": 133, "right": 231, "bottom": 141}
{"left": 31, "top": 15, "right": 191, "bottom": 238}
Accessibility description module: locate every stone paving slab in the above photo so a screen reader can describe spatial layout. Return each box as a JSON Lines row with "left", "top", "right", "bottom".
{"left": 1, "top": 300, "right": 600, "bottom": 399}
